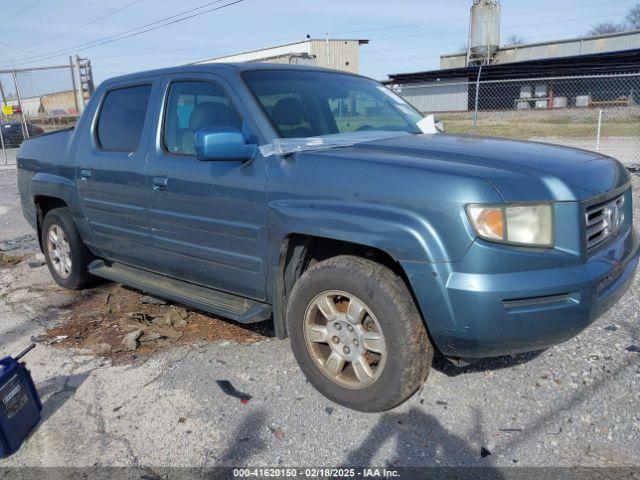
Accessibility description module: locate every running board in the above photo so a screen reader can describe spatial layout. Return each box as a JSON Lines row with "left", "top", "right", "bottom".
{"left": 88, "top": 260, "right": 271, "bottom": 324}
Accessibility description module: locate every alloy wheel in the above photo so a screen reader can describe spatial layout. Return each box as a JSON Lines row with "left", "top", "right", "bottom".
{"left": 303, "top": 290, "right": 387, "bottom": 389}
{"left": 46, "top": 224, "right": 72, "bottom": 279}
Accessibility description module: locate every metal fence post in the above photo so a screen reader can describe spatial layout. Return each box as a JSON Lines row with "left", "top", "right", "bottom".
{"left": 595, "top": 109, "right": 603, "bottom": 152}
{"left": 0, "top": 79, "right": 6, "bottom": 165}
{"left": 11, "top": 65, "right": 29, "bottom": 140}
{"left": 473, "top": 65, "right": 482, "bottom": 135}
{"left": 0, "top": 115, "right": 6, "bottom": 166}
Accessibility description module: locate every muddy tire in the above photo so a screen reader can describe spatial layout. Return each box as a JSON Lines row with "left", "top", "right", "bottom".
{"left": 42, "top": 208, "right": 94, "bottom": 290}
{"left": 287, "top": 255, "right": 433, "bottom": 412}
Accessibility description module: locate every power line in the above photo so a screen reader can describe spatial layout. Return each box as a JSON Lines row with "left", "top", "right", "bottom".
{"left": 0, "top": 0, "right": 229, "bottom": 63}
{"left": 19, "top": 0, "right": 147, "bottom": 50}
{"left": 321, "top": 0, "right": 636, "bottom": 37}
{"left": 0, "top": 0, "right": 45, "bottom": 26}
{"left": 0, "top": 0, "right": 247, "bottom": 67}
{"left": 0, "top": 0, "right": 46, "bottom": 54}
{"left": 86, "top": 0, "right": 635, "bottom": 65}
{"left": 370, "top": 11, "right": 631, "bottom": 43}
{"left": 2, "top": 0, "right": 630, "bottom": 71}
{"left": 86, "top": 9, "right": 634, "bottom": 68}
{"left": 97, "top": 20, "right": 630, "bottom": 74}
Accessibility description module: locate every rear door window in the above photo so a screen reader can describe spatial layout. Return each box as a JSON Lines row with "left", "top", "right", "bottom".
{"left": 96, "top": 84, "right": 151, "bottom": 152}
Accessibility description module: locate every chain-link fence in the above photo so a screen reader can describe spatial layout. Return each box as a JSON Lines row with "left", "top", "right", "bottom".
{"left": 394, "top": 73, "right": 640, "bottom": 168}
{"left": 1, "top": 60, "right": 85, "bottom": 166}
{"left": 4, "top": 68, "right": 639, "bottom": 169}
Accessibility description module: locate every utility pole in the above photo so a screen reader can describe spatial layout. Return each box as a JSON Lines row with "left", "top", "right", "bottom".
{"left": 78, "top": 55, "right": 94, "bottom": 108}
{"left": 325, "top": 32, "right": 330, "bottom": 69}
{"left": 69, "top": 56, "right": 80, "bottom": 115}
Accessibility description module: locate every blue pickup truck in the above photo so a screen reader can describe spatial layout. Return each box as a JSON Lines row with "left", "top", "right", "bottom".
{"left": 17, "top": 64, "right": 639, "bottom": 411}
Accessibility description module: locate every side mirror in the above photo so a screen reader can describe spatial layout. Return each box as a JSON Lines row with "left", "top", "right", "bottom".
{"left": 195, "top": 128, "right": 257, "bottom": 162}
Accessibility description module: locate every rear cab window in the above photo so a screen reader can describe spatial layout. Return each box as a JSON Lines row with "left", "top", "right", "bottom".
{"left": 96, "top": 84, "right": 152, "bottom": 152}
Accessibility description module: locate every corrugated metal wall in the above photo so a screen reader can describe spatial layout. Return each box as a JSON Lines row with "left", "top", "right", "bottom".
{"left": 195, "top": 40, "right": 362, "bottom": 73}
{"left": 310, "top": 40, "right": 361, "bottom": 73}
{"left": 440, "top": 31, "right": 640, "bottom": 69}
{"left": 394, "top": 78, "right": 469, "bottom": 112}
{"left": 498, "top": 32, "right": 640, "bottom": 63}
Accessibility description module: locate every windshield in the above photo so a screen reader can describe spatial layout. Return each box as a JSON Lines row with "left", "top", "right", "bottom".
{"left": 242, "top": 70, "right": 424, "bottom": 138}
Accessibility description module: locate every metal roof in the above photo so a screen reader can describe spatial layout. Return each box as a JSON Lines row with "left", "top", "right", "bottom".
{"left": 439, "top": 29, "right": 640, "bottom": 59}
{"left": 385, "top": 48, "right": 640, "bottom": 84}
{"left": 191, "top": 38, "right": 369, "bottom": 64}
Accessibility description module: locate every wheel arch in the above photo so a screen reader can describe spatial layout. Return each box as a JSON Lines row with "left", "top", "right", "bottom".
{"left": 272, "top": 233, "right": 430, "bottom": 342}
{"left": 31, "top": 173, "right": 100, "bottom": 256}
{"left": 267, "top": 200, "right": 450, "bottom": 340}
{"left": 34, "top": 195, "right": 69, "bottom": 251}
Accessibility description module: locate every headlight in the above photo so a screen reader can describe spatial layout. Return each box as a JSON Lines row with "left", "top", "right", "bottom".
{"left": 466, "top": 204, "right": 554, "bottom": 247}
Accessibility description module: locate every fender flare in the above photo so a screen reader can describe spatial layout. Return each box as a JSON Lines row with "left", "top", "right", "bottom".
{"left": 268, "top": 199, "right": 452, "bottom": 263}
{"left": 31, "top": 173, "right": 82, "bottom": 216}
{"left": 30, "top": 173, "right": 100, "bottom": 255}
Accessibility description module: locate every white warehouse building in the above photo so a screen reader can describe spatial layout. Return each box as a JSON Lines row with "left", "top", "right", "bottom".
{"left": 192, "top": 38, "right": 369, "bottom": 74}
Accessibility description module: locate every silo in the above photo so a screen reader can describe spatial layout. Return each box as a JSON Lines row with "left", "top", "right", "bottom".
{"left": 468, "top": 0, "right": 501, "bottom": 64}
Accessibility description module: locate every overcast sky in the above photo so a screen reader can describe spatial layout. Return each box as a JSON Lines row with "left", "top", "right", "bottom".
{"left": 0, "top": 0, "right": 636, "bottom": 85}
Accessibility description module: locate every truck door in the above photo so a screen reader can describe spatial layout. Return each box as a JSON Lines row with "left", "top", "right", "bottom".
{"left": 145, "top": 74, "right": 268, "bottom": 301}
{"left": 76, "top": 79, "right": 158, "bottom": 269}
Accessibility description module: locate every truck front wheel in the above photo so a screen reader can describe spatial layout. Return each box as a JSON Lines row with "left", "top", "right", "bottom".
{"left": 42, "top": 208, "right": 94, "bottom": 290}
{"left": 287, "top": 255, "right": 433, "bottom": 412}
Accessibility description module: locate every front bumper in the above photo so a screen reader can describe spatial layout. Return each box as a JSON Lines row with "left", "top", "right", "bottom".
{"left": 404, "top": 226, "right": 640, "bottom": 359}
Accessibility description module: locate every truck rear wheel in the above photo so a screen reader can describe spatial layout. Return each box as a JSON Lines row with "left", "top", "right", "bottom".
{"left": 42, "top": 208, "right": 94, "bottom": 290}
{"left": 287, "top": 255, "right": 433, "bottom": 412}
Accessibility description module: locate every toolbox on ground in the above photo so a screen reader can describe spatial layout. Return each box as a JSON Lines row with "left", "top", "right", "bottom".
{"left": 0, "top": 345, "right": 42, "bottom": 458}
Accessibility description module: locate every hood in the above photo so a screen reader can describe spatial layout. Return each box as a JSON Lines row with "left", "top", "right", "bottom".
{"left": 316, "top": 134, "right": 630, "bottom": 202}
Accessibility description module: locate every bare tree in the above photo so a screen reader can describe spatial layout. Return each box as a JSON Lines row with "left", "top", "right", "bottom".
{"left": 504, "top": 34, "right": 526, "bottom": 46}
{"left": 588, "top": 21, "right": 627, "bottom": 36}
{"left": 627, "top": 3, "right": 640, "bottom": 29}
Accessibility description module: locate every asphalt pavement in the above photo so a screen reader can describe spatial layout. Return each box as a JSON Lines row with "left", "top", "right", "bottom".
{"left": 0, "top": 166, "right": 639, "bottom": 469}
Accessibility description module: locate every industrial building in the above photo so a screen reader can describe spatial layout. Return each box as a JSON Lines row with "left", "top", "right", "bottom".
{"left": 388, "top": 49, "right": 640, "bottom": 113}
{"left": 192, "top": 38, "right": 369, "bottom": 74}
{"left": 440, "top": 29, "right": 640, "bottom": 70}
{"left": 386, "top": 0, "right": 640, "bottom": 113}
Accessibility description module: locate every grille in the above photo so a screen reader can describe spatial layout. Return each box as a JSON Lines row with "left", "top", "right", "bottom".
{"left": 585, "top": 194, "right": 625, "bottom": 251}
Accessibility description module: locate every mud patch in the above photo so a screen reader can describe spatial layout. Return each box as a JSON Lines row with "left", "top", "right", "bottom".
{"left": 44, "top": 284, "right": 271, "bottom": 364}
{"left": 0, "top": 252, "right": 24, "bottom": 268}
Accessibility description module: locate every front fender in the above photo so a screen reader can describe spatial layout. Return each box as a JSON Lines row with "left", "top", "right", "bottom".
{"left": 268, "top": 199, "right": 470, "bottom": 263}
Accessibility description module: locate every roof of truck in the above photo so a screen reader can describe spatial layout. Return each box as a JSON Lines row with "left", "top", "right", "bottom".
{"left": 104, "top": 62, "right": 357, "bottom": 85}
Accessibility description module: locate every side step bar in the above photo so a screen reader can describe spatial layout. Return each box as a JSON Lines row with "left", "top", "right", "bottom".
{"left": 88, "top": 260, "right": 271, "bottom": 324}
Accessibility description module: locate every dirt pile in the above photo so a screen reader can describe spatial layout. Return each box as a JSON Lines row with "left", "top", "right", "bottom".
{"left": 0, "top": 252, "right": 24, "bottom": 268}
{"left": 45, "top": 283, "right": 270, "bottom": 363}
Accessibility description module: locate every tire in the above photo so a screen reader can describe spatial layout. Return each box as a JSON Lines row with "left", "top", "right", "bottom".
{"left": 41, "top": 207, "right": 94, "bottom": 290}
{"left": 287, "top": 255, "right": 433, "bottom": 412}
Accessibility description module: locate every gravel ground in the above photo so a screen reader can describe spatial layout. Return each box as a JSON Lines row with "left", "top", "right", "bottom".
{"left": 0, "top": 166, "right": 639, "bottom": 470}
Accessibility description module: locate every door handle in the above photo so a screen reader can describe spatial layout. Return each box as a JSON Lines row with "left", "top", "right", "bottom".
{"left": 152, "top": 176, "right": 168, "bottom": 192}
{"left": 80, "top": 169, "right": 92, "bottom": 182}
